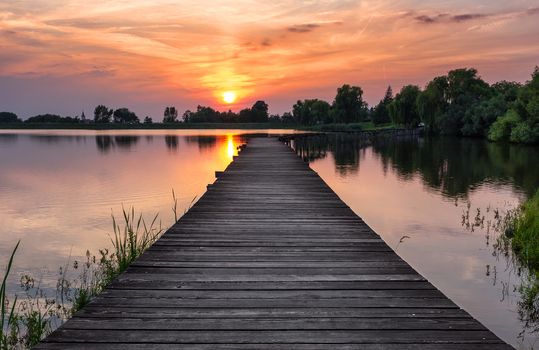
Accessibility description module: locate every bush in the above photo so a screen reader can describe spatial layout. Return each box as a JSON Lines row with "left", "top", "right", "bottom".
{"left": 0, "top": 112, "right": 20, "bottom": 123}
{"left": 488, "top": 110, "right": 521, "bottom": 141}
{"left": 510, "top": 122, "right": 539, "bottom": 144}
{"left": 511, "top": 190, "right": 539, "bottom": 272}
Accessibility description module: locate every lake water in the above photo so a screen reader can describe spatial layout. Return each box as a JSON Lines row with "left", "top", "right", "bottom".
{"left": 1, "top": 130, "right": 538, "bottom": 348}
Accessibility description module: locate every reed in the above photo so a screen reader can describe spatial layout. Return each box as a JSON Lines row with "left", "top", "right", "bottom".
{"left": 1, "top": 241, "right": 19, "bottom": 350}
{"left": 1, "top": 203, "right": 168, "bottom": 348}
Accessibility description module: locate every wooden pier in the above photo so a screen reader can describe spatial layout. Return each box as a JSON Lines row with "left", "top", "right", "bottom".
{"left": 37, "top": 137, "right": 512, "bottom": 349}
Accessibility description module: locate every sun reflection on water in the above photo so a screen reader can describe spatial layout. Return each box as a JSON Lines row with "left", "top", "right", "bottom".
{"left": 226, "top": 134, "right": 235, "bottom": 160}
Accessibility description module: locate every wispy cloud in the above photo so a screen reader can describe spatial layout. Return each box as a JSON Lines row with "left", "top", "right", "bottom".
{"left": 287, "top": 23, "right": 321, "bottom": 33}
{"left": 0, "top": 0, "right": 538, "bottom": 117}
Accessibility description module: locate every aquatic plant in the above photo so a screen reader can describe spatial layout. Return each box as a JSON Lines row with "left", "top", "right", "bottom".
{"left": 1, "top": 204, "right": 168, "bottom": 349}
{"left": 1, "top": 241, "right": 19, "bottom": 349}
{"left": 463, "top": 191, "right": 539, "bottom": 335}
{"left": 510, "top": 190, "right": 539, "bottom": 272}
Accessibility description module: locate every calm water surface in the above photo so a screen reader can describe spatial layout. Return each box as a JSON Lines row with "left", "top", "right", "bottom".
{"left": 293, "top": 134, "right": 539, "bottom": 349}
{"left": 1, "top": 130, "right": 538, "bottom": 348}
{"left": 0, "top": 129, "right": 293, "bottom": 291}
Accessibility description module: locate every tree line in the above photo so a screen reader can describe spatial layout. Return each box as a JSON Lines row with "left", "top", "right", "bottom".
{"left": 1, "top": 66, "right": 537, "bottom": 143}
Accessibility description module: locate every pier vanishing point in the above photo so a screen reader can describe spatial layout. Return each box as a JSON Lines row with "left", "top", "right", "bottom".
{"left": 37, "top": 136, "right": 512, "bottom": 349}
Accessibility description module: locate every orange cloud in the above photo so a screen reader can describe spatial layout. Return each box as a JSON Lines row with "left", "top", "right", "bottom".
{"left": 0, "top": 0, "right": 538, "bottom": 118}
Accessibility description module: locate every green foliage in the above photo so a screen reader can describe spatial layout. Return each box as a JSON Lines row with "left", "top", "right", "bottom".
{"left": 488, "top": 110, "right": 521, "bottom": 141}
{"left": 25, "top": 114, "right": 79, "bottom": 124}
{"left": 511, "top": 190, "right": 539, "bottom": 272}
{"left": 108, "top": 207, "right": 163, "bottom": 278}
{"left": 461, "top": 94, "right": 509, "bottom": 137}
{"left": 0, "top": 205, "right": 165, "bottom": 348}
{"left": 488, "top": 67, "right": 539, "bottom": 144}
{"left": 94, "top": 105, "right": 113, "bottom": 123}
{"left": 113, "top": 108, "right": 139, "bottom": 124}
{"left": 417, "top": 76, "right": 448, "bottom": 133}
{"left": 250, "top": 101, "right": 269, "bottom": 122}
{"left": 389, "top": 85, "right": 421, "bottom": 128}
{"left": 163, "top": 106, "right": 178, "bottom": 123}
{"left": 292, "top": 99, "right": 331, "bottom": 125}
{"left": 332, "top": 84, "right": 368, "bottom": 123}
{"left": 1, "top": 242, "right": 19, "bottom": 350}
{"left": 143, "top": 116, "right": 153, "bottom": 124}
{"left": 372, "top": 86, "right": 393, "bottom": 125}
{"left": 0, "top": 112, "right": 20, "bottom": 124}
{"left": 418, "top": 68, "right": 492, "bottom": 135}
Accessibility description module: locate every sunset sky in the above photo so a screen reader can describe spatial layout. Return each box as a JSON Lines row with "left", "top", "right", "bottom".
{"left": 1, "top": 0, "right": 538, "bottom": 118}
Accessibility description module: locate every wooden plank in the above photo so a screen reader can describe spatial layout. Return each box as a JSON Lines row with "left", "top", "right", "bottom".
{"left": 39, "top": 137, "right": 512, "bottom": 349}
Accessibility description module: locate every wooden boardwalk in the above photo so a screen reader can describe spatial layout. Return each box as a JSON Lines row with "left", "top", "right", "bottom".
{"left": 37, "top": 137, "right": 512, "bottom": 349}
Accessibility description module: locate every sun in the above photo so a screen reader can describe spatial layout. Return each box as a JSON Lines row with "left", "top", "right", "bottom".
{"left": 222, "top": 91, "right": 237, "bottom": 104}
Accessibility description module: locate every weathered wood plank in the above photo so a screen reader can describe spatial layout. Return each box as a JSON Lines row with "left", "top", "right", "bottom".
{"left": 39, "top": 137, "right": 512, "bottom": 349}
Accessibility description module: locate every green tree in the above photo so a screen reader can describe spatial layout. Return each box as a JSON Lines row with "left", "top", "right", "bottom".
{"left": 94, "top": 105, "right": 113, "bottom": 123}
{"left": 442, "top": 68, "right": 491, "bottom": 135}
{"left": 417, "top": 76, "right": 449, "bottom": 133}
{"left": 331, "top": 84, "right": 368, "bottom": 123}
{"left": 0, "top": 112, "right": 20, "bottom": 123}
{"left": 372, "top": 86, "right": 393, "bottom": 125}
{"left": 181, "top": 110, "right": 192, "bottom": 123}
{"left": 25, "top": 114, "right": 79, "bottom": 123}
{"left": 292, "top": 99, "right": 331, "bottom": 125}
{"left": 113, "top": 108, "right": 139, "bottom": 124}
{"left": 143, "top": 116, "right": 153, "bottom": 124}
{"left": 238, "top": 108, "right": 252, "bottom": 123}
{"left": 163, "top": 107, "right": 178, "bottom": 123}
{"left": 389, "top": 85, "right": 421, "bottom": 127}
{"left": 281, "top": 112, "right": 294, "bottom": 124}
{"left": 189, "top": 105, "right": 218, "bottom": 123}
{"left": 251, "top": 101, "right": 269, "bottom": 122}
{"left": 489, "top": 67, "right": 539, "bottom": 143}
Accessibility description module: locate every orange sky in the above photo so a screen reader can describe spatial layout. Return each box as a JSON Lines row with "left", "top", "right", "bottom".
{"left": 1, "top": 0, "right": 538, "bottom": 118}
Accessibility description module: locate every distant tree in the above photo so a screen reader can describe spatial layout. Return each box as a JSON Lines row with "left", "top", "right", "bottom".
{"left": 251, "top": 100, "right": 269, "bottom": 122}
{"left": 163, "top": 107, "right": 178, "bottom": 123}
{"left": 389, "top": 85, "right": 421, "bottom": 127}
{"left": 293, "top": 99, "right": 331, "bottom": 125}
{"left": 192, "top": 105, "right": 219, "bottom": 122}
{"left": 143, "top": 116, "right": 153, "bottom": 124}
{"left": 331, "top": 84, "right": 368, "bottom": 123}
{"left": 113, "top": 108, "right": 139, "bottom": 124}
{"left": 25, "top": 114, "right": 79, "bottom": 123}
{"left": 281, "top": 112, "right": 294, "bottom": 124}
{"left": 182, "top": 110, "right": 193, "bottom": 123}
{"left": 238, "top": 108, "right": 253, "bottom": 123}
{"left": 488, "top": 66, "right": 539, "bottom": 143}
{"left": 268, "top": 114, "right": 282, "bottom": 123}
{"left": 94, "top": 105, "right": 113, "bottom": 123}
{"left": 0, "top": 112, "right": 20, "bottom": 123}
{"left": 219, "top": 110, "right": 238, "bottom": 123}
{"left": 417, "top": 76, "right": 449, "bottom": 133}
{"left": 372, "top": 86, "right": 393, "bottom": 125}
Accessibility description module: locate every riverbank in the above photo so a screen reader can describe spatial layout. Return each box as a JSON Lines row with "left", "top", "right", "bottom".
{"left": 0, "top": 121, "right": 399, "bottom": 132}
{"left": 0, "top": 122, "right": 297, "bottom": 130}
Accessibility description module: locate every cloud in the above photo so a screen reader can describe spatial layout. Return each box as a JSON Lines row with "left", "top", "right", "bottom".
{"left": 414, "top": 14, "right": 448, "bottom": 24}
{"left": 414, "top": 13, "right": 487, "bottom": 24}
{"left": 261, "top": 38, "right": 272, "bottom": 46}
{"left": 452, "top": 14, "right": 487, "bottom": 22}
{"left": 287, "top": 23, "right": 321, "bottom": 33}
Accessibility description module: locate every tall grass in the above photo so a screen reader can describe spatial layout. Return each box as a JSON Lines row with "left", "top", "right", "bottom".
{"left": 1, "top": 203, "right": 169, "bottom": 349}
{"left": 510, "top": 190, "right": 539, "bottom": 273}
{"left": 1, "top": 241, "right": 19, "bottom": 349}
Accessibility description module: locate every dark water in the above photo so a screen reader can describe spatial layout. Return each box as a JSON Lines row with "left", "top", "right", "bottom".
{"left": 1, "top": 130, "right": 538, "bottom": 348}
{"left": 293, "top": 133, "right": 539, "bottom": 349}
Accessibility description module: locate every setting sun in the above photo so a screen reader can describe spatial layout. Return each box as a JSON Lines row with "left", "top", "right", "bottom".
{"left": 222, "top": 91, "right": 237, "bottom": 104}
